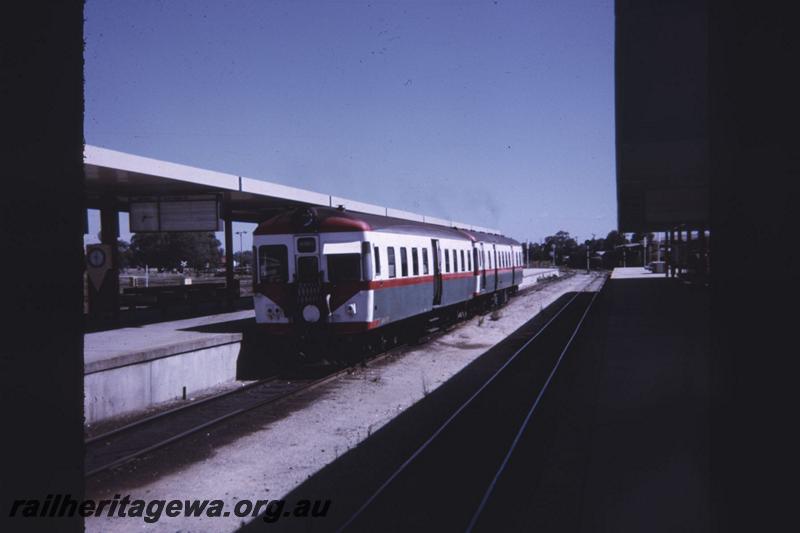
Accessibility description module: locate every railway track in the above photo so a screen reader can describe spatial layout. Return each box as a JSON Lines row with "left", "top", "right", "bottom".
{"left": 85, "top": 275, "right": 588, "bottom": 480}
{"left": 333, "top": 286, "right": 601, "bottom": 532}
{"left": 85, "top": 373, "right": 340, "bottom": 477}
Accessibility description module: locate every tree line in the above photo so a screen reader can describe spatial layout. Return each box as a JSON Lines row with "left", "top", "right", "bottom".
{"left": 115, "top": 232, "right": 251, "bottom": 272}
{"left": 523, "top": 230, "right": 654, "bottom": 269}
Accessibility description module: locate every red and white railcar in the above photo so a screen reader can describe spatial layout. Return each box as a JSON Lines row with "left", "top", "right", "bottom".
{"left": 252, "top": 207, "right": 522, "bottom": 348}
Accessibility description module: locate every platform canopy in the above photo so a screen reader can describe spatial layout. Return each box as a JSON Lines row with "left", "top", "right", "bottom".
{"left": 84, "top": 145, "right": 501, "bottom": 235}
{"left": 614, "top": 0, "right": 710, "bottom": 233}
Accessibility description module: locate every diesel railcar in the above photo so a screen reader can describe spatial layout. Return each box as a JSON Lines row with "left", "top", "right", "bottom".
{"left": 252, "top": 206, "right": 523, "bottom": 356}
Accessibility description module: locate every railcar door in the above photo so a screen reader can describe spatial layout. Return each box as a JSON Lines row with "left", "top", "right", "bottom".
{"left": 479, "top": 243, "right": 486, "bottom": 290}
{"left": 512, "top": 247, "right": 517, "bottom": 285}
{"left": 492, "top": 244, "right": 499, "bottom": 291}
{"left": 294, "top": 235, "right": 322, "bottom": 312}
{"left": 431, "top": 239, "right": 443, "bottom": 306}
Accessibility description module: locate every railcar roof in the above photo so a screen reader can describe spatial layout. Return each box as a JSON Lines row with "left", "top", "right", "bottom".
{"left": 254, "top": 207, "right": 520, "bottom": 245}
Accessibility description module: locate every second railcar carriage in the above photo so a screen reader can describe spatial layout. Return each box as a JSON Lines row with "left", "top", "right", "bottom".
{"left": 252, "top": 206, "right": 522, "bottom": 353}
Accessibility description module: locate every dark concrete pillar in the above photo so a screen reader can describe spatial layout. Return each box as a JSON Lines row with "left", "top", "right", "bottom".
{"left": 668, "top": 230, "right": 675, "bottom": 277}
{"left": 100, "top": 202, "right": 120, "bottom": 318}
{"left": 1, "top": 2, "right": 85, "bottom": 529}
{"left": 224, "top": 208, "right": 234, "bottom": 309}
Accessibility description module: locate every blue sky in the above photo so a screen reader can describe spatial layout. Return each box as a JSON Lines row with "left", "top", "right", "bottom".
{"left": 84, "top": 0, "right": 616, "bottom": 251}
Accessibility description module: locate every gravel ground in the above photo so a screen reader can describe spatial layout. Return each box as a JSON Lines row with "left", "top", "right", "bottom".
{"left": 85, "top": 272, "right": 606, "bottom": 532}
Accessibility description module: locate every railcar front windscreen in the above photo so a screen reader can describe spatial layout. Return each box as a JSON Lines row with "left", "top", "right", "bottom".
{"left": 259, "top": 245, "right": 288, "bottom": 283}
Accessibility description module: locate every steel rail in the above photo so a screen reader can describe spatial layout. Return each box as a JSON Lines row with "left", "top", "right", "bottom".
{"left": 86, "top": 368, "right": 353, "bottom": 477}
{"left": 465, "top": 288, "right": 600, "bottom": 532}
{"left": 85, "top": 377, "right": 278, "bottom": 445}
{"left": 335, "top": 289, "right": 586, "bottom": 532}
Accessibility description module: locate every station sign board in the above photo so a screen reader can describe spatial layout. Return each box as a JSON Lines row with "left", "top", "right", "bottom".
{"left": 130, "top": 195, "right": 222, "bottom": 232}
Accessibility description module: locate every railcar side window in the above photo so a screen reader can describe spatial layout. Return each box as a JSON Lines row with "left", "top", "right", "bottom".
{"left": 460, "top": 250, "right": 465, "bottom": 272}
{"left": 258, "top": 245, "right": 289, "bottom": 283}
{"left": 400, "top": 247, "right": 408, "bottom": 277}
{"left": 453, "top": 250, "right": 458, "bottom": 272}
{"left": 387, "top": 247, "right": 396, "bottom": 278}
{"left": 422, "top": 248, "right": 429, "bottom": 274}
{"left": 412, "top": 248, "right": 419, "bottom": 275}
{"left": 445, "top": 250, "right": 450, "bottom": 273}
{"left": 374, "top": 246, "right": 381, "bottom": 276}
{"left": 327, "top": 253, "right": 361, "bottom": 283}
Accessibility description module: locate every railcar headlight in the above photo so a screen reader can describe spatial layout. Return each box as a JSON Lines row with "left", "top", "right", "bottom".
{"left": 346, "top": 303, "right": 357, "bottom": 316}
{"left": 302, "top": 305, "right": 321, "bottom": 323}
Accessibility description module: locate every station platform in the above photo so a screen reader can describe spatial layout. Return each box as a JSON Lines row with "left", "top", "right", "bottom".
{"left": 84, "top": 310, "right": 255, "bottom": 424}
{"left": 520, "top": 267, "right": 560, "bottom": 289}
{"left": 609, "top": 265, "right": 665, "bottom": 279}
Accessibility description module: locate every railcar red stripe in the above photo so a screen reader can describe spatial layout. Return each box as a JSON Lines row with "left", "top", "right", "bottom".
{"left": 256, "top": 269, "right": 522, "bottom": 298}
{"left": 258, "top": 320, "right": 381, "bottom": 335}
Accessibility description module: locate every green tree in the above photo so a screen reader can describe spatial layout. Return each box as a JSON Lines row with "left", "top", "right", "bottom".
{"left": 543, "top": 231, "right": 578, "bottom": 264}
{"left": 117, "top": 239, "right": 132, "bottom": 269}
{"left": 604, "top": 230, "right": 628, "bottom": 250}
{"left": 630, "top": 232, "right": 654, "bottom": 245}
{"left": 129, "top": 232, "right": 222, "bottom": 270}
